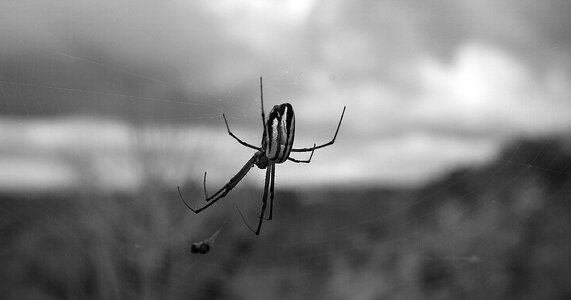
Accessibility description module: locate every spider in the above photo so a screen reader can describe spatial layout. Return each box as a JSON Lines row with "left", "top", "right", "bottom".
{"left": 178, "top": 77, "right": 346, "bottom": 235}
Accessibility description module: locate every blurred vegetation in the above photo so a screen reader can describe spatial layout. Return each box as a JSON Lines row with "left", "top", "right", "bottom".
{"left": 1, "top": 138, "right": 571, "bottom": 299}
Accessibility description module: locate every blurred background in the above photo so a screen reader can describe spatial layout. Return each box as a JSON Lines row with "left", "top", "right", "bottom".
{"left": 1, "top": 0, "right": 571, "bottom": 299}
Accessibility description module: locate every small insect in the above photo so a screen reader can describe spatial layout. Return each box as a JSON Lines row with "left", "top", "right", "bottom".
{"left": 190, "top": 221, "right": 225, "bottom": 254}
{"left": 190, "top": 241, "right": 210, "bottom": 254}
{"left": 178, "top": 77, "right": 346, "bottom": 235}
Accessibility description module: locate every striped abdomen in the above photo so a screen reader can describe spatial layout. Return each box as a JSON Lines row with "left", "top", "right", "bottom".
{"left": 264, "top": 103, "right": 295, "bottom": 163}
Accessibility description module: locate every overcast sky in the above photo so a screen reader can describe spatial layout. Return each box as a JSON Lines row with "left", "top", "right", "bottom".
{"left": 1, "top": 0, "right": 571, "bottom": 191}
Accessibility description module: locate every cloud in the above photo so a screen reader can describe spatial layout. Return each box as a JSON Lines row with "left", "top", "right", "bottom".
{"left": 289, "top": 41, "right": 571, "bottom": 187}
{"left": 1, "top": 1, "right": 571, "bottom": 190}
{"left": 410, "top": 43, "right": 571, "bottom": 137}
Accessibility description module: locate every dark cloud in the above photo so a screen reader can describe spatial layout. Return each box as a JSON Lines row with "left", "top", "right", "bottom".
{"left": 1, "top": 1, "right": 571, "bottom": 188}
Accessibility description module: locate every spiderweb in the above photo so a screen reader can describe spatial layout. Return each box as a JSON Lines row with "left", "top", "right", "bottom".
{"left": 1, "top": 3, "right": 571, "bottom": 300}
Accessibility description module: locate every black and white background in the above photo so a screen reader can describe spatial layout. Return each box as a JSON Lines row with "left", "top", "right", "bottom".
{"left": 1, "top": 1, "right": 571, "bottom": 299}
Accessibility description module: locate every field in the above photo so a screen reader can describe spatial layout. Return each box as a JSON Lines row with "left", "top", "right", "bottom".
{"left": 1, "top": 139, "right": 570, "bottom": 299}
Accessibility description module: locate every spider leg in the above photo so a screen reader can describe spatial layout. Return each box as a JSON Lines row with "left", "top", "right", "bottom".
{"left": 259, "top": 77, "right": 268, "bottom": 143}
{"left": 287, "top": 144, "right": 316, "bottom": 163}
{"left": 237, "top": 164, "right": 272, "bottom": 235}
{"left": 178, "top": 153, "right": 259, "bottom": 213}
{"left": 223, "top": 114, "right": 260, "bottom": 151}
{"left": 202, "top": 171, "right": 208, "bottom": 200}
{"left": 291, "top": 106, "right": 346, "bottom": 152}
{"left": 264, "top": 164, "right": 276, "bottom": 220}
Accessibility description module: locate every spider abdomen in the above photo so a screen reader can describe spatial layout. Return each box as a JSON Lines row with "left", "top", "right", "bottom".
{"left": 265, "top": 103, "right": 295, "bottom": 163}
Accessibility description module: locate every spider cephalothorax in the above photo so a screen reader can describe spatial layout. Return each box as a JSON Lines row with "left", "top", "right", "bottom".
{"left": 178, "top": 77, "right": 346, "bottom": 235}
